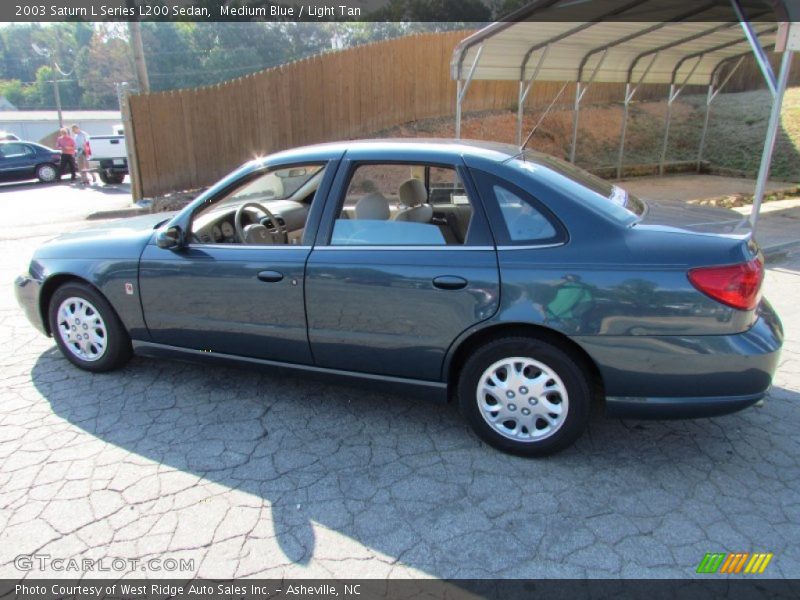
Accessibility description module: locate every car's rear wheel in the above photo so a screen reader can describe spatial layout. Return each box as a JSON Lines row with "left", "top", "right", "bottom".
{"left": 457, "top": 336, "right": 591, "bottom": 457}
{"left": 36, "top": 163, "right": 58, "bottom": 183}
{"left": 48, "top": 283, "right": 132, "bottom": 372}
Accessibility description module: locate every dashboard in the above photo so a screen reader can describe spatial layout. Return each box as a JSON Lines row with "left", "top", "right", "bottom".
{"left": 192, "top": 200, "right": 309, "bottom": 245}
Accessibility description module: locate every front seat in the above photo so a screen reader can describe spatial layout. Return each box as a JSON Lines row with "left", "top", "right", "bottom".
{"left": 354, "top": 192, "right": 391, "bottom": 220}
{"left": 395, "top": 178, "right": 433, "bottom": 223}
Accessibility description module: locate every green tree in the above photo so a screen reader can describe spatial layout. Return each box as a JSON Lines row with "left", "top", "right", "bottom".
{"left": 75, "top": 33, "right": 134, "bottom": 108}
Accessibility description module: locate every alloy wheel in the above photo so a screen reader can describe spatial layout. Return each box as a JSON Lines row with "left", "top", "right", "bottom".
{"left": 55, "top": 297, "right": 108, "bottom": 362}
{"left": 476, "top": 356, "right": 569, "bottom": 442}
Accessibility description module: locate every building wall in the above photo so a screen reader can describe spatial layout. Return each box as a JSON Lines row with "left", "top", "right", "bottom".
{"left": 0, "top": 115, "right": 121, "bottom": 146}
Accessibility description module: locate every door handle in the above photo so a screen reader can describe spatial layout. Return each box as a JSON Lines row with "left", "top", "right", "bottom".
{"left": 257, "top": 270, "right": 284, "bottom": 283}
{"left": 432, "top": 275, "right": 468, "bottom": 290}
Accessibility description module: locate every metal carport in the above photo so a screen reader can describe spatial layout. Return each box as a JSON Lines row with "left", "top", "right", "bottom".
{"left": 451, "top": 0, "right": 799, "bottom": 233}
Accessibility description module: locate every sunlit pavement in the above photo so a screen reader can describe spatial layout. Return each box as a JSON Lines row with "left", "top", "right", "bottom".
{"left": 0, "top": 188, "right": 798, "bottom": 580}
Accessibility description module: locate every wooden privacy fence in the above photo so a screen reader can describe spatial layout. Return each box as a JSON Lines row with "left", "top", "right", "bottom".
{"left": 127, "top": 30, "right": 796, "bottom": 199}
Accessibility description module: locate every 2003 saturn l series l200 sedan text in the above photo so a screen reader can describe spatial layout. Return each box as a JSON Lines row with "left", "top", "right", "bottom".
{"left": 14, "top": 139, "right": 783, "bottom": 456}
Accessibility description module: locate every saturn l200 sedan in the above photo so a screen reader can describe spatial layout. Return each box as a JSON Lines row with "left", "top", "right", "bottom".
{"left": 15, "top": 140, "right": 783, "bottom": 456}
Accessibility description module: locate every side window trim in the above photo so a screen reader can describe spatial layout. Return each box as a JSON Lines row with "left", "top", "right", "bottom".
{"left": 316, "top": 159, "right": 494, "bottom": 248}
{"left": 183, "top": 160, "right": 335, "bottom": 248}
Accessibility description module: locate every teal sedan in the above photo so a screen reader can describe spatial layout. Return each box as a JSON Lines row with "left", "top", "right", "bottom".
{"left": 14, "top": 140, "right": 783, "bottom": 456}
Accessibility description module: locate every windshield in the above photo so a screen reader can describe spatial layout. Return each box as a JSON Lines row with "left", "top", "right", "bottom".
{"left": 216, "top": 165, "right": 324, "bottom": 208}
{"left": 512, "top": 151, "right": 645, "bottom": 223}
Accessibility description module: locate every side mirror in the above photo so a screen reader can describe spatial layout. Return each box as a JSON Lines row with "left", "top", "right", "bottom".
{"left": 156, "top": 225, "right": 183, "bottom": 249}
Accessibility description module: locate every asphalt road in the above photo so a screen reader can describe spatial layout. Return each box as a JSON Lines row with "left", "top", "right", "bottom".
{"left": 0, "top": 181, "right": 798, "bottom": 580}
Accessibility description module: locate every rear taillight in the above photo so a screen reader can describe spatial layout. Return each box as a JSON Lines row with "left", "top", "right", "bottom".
{"left": 688, "top": 258, "right": 763, "bottom": 311}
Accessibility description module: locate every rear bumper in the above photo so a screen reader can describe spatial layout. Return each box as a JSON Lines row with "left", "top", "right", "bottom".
{"left": 575, "top": 299, "right": 783, "bottom": 419}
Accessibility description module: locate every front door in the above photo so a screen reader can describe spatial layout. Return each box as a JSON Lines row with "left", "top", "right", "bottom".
{"left": 139, "top": 245, "right": 312, "bottom": 363}
{"left": 138, "top": 161, "right": 335, "bottom": 365}
{"left": 305, "top": 159, "right": 500, "bottom": 381}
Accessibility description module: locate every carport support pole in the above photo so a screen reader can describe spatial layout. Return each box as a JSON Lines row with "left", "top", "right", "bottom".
{"left": 454, "top": 44, "right": 484, "bottom": 140}
{"left": 569, "top": 83, "right": 582, "bottom": 163}
{"left": 696, "top": 85, "right": 714, "bottom": 173}
{"left": 659, "top": 85, "right": 675, "bottom": 176}
{"left": 456, "top": 80, "right": 463, "bottom": 139}
{"left": 698, "top": 56, "right": 746, "bottom": 171}
{"left": 749, "top": 50, "right": 794, "bottom": 233}
{"left": 516, "top": 81, "right": 525, "bottom": 146}
{"left": 617, "top": 84, "right": 632, "bottom": 179}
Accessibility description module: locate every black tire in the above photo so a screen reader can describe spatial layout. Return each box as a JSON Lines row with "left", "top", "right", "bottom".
{"left": 100, "top": 171, "right": 124, "bottom": 185}
{"left": 36, "top": 163, "right": 58, "bottom": 183}
{"left": 48, "top": 282, "right": 132, "bottom": 373}
{"left": 457, "top": 336, "right": 591, "bottom": 457}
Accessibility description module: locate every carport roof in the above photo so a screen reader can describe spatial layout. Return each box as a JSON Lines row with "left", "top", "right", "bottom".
{"left": 451, "top": 0, "right": 795, "bottom": 86}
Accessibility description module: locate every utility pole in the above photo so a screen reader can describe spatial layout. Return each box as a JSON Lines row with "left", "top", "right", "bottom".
{"left": 31, "top": 43, "right": 63, "bottom": 127}
{"left": 50, "top": 54, "right": 63, "bottom": 128}
{"left": 128, "top": 21, "right": 150, "bottom": 94}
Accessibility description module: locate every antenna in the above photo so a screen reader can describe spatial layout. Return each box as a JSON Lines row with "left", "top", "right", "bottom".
{"left": 519, "top": 82, "right": 570, "bottom": 153}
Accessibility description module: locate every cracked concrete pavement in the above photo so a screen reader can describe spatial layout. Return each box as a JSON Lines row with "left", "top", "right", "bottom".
{"left": 0, "top": 183, "right": 798, "bottom": 580}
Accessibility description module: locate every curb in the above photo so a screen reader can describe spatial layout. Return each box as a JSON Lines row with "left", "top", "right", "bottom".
{"left": 86, "top": 207, "right": 149, "bottom": 220}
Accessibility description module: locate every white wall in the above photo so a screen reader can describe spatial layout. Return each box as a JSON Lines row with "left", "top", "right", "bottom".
{"left": 0, "top": 119, "right": 121, "bottom": 145}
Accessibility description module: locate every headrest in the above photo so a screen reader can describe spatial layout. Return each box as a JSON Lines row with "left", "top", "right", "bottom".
{"left": 354, "top": 192, "right": 390, "bottom": 220}
{"left": 399, "top": 178, "right": 427, "bottom": 207}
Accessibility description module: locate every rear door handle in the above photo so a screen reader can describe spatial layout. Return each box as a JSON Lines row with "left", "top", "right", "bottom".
{"left": 432, "top": 275, "right": 468, "bottom": 290}
{"left": 257, "top": 270, "right": 284, "bottom": 283}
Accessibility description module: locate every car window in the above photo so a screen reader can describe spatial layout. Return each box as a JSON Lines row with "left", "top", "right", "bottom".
{"left": 0, "top": 143, "right": 32, "bottom": 158}
{"left": 331, "top": 163, "right": 475, "bottom": 246}
{"left": 494, "top": 184, "right": 557, "bottom": 242}
{"left": 471, "top": 170, "right": 565, "bottom": 247}
{"left": 511, "top": 152, "right": 645, "bottom": 223}
{"left": 190, "top": 163, "right": 326, "bottom": 245}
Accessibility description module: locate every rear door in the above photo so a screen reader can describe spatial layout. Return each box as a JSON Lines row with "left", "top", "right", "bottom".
{"left": 304, "top": 154, "right": 500, "bottom": 381}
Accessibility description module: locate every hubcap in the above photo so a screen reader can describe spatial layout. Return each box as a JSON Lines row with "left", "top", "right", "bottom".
{"left": 39, "top": 165, "right": 56, "bottom": 181}
{"left": 56, "top": 297, "right": 108, "bottom": 362}
{"left": 476, "top": 356, "right": 569, "bottom": 442}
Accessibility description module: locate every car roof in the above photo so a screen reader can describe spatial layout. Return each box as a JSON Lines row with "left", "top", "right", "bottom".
{"left": 262, "top": 138, "right": 526, "bottom": 164}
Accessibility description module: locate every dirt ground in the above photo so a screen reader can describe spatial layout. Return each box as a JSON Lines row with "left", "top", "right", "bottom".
{"left": 373, "top": 88, "right": 800, "bottom": 183}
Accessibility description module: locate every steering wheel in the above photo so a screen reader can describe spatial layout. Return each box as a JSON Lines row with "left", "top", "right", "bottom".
{"left": 234, "top": 202, "right": 288, "bottom": 244}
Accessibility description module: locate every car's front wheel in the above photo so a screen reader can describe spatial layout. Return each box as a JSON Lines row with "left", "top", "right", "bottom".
{"left": 458, "top": 336, "right": 591, "bottom": 457}
{"left": 36, "top": 163, "right": 59, "bottom": 183}
{"left": 48, "top": 282, "right": 132, "bottom": 372}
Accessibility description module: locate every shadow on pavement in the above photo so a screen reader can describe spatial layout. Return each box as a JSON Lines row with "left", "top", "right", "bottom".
{"left": 28, "top": 344, "right": 800, "bottom": 577}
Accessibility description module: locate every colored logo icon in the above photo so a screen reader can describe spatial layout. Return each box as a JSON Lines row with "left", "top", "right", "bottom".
{"left": 697, "top": 552, "right": 773, "bottom": 574}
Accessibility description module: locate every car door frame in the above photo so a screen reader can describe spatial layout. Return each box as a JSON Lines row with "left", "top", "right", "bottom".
{"left": 311, "top": 154, "right": 496, "bottom": 250}
{"left": 137, "top": 155, "right": 343, "bottom": 364}
{"left": 304, "top": 149, "right": 502, "bottom": 382}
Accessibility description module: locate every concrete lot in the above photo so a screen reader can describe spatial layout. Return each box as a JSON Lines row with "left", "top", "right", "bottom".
{"left": 0, "top": 178, "right": 798, "bottom": 579}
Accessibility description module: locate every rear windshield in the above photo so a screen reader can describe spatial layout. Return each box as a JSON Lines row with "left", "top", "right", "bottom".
{"left": 511, "top": 152, "right": 645, "bottom": 224}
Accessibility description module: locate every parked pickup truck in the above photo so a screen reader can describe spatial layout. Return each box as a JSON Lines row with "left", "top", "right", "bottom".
{"left": 90, "top": 126, "right": 128, "bottom": 184}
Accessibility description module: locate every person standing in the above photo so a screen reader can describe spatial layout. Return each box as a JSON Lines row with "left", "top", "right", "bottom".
{"left": 55, "top": 128, "right": 76, "bottom": 181}
{"left": 71, "top": 124, "right": 96, "bottom": 185}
